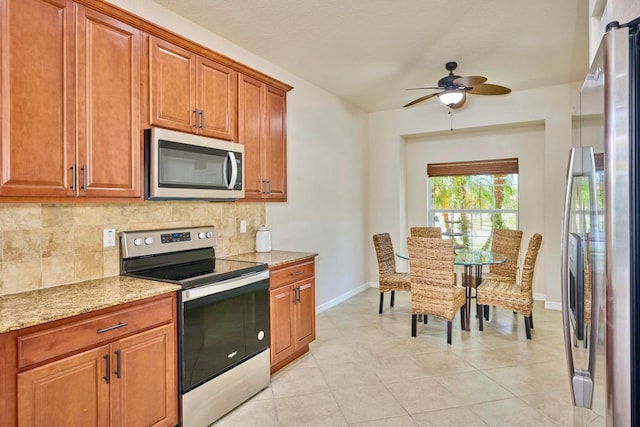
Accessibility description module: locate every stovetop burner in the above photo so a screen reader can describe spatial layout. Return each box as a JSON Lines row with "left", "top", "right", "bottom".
{"left": 120, "top": 226, "right": 267, "bottom": 289}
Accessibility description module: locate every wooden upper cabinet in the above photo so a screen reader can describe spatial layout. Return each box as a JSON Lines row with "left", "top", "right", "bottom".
{"left": 264, "top": 85, "right": 287, "bottom": 200}
{"left": 149, "top": 37, "right": 196, "bottom": 133}
{"left": 238, "top": 74, "right": 287, "bottom": 201}
{"left": 149, "top": 36, "right": 237, "bottom": 141}
{"left": 0, "top": 0, "right": 142, "bottom": 199}
{"left": 0, "top": 0, "right": 75, "bottom": 197}
{"left": 76, "top": 6, "right": 142, "bottom": 198}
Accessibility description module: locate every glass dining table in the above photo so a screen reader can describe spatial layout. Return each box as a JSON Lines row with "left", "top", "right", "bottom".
{"left": 396, "top": 249, "right": 507, "bottom": 330}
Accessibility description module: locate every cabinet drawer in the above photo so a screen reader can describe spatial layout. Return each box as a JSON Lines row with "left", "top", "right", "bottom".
{"left": 270, "top": 260, "right": 314, "bottom": 288}
{"left": 17, "top": 295, "right": 174, "bottom": 369}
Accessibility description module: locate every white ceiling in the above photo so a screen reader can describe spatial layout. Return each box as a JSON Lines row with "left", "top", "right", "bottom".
{"left": 151, "top": 0, "right": 589, "bottom": 112}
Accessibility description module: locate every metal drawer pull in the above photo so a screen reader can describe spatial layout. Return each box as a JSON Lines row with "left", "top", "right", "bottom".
{"left": 193, "top": 109, "right": 199, "bottom": 128}
{"left": 290, "top": 271, "right": 303, "bottom": 276}
{"left": 97, "top": 322, "right": 128, "bottom": 334}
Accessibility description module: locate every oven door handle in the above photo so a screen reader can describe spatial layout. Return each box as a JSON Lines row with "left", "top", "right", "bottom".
{"left": 182, "top": 270, "right": 269, "bottom": 302}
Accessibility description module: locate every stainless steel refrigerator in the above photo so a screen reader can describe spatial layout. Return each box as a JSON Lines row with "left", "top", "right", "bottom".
{"left": 561, "top": 17, "right": 640, "bottom": 427}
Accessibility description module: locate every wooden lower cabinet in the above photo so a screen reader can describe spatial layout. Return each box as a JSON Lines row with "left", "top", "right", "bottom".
{"left": 17, "top": 345, "right": 110, "bottom": 426}
{"left": 0, "top": 293, "right": 178, "bottom": 427}
{"left": 269, "top": 258, "right": 316, "bottom": 373}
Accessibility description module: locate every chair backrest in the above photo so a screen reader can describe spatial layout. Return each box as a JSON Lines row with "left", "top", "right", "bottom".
{"left": 407, "top": 236, "right": 454, "bottom": 288}
{"left": 490, "top": 228, "right": 523, "bottom": 280}
{"left": 410, "top": 226, "right": 442, "bottom": 238}
{"left": 373, "top": 233, "right": 397, "bottom": 277}
{"left": 520, "top": 233, "right": 543, "bottom": 293}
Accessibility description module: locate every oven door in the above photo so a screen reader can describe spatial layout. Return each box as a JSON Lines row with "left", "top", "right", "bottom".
{"left": 179, "top": 272, "right": 269, "bottom": 393}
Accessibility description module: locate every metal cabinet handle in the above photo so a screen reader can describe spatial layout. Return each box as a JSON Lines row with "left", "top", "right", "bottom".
{"left": 70, "top": 164, "right": 77, "bottom": 192}
{"left": 103, "top": 353, "right": 110, "bottom": 384}
{"left": 81, "top": 164, "right": 87, "bottom": 192}
{"left": 199, "top": 110, "right": 205, "bottom": 128}
{"left": 115, "top": 350, "right": 122, "bottom": 379}
{"left": 97, "top": 322, "right": 128, "bottom": 334}
{"left": 193, "top": 109, "right": 199, "bottom": 128}
{"left": 266, "top": 179, "right": 271, "bottom": 194}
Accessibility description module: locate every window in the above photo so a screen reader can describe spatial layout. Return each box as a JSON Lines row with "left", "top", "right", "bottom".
{"left": 428, "top": 158, "right": 519, "bottom": 251}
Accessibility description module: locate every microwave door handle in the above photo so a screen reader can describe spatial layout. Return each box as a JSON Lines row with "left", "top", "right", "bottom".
{"left": 225, "top": 152, "right": 238, "bottom": 189}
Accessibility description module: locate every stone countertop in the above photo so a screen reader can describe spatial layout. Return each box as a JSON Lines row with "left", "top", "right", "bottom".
{"left": 0, "top": 276, "right": 181, "bottom": 334}
{"left": 228, "top": 250, "right": 318, "bottom": 268}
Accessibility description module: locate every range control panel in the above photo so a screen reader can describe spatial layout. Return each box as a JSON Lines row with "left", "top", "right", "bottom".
{"left": 121, "top": 226, "right": 216, "bottom": 259}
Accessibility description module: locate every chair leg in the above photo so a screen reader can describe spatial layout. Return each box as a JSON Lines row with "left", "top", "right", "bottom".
{"left": 484, "top": 305, "right": 489, "bottom": 320}
{"left": 460, "top": 306, "right": 465, "bottom": 330}
{"left": 379, "top": 292, "right": 384, "bottom": 314}
{"left": 447, "top": 321, "right": 452, "bottom": 344}
{"left": 424, "top": 315, "right": 428, "bottom": 324}
{"left": 390, "top": 290, "right": 395, "bottom": 307}
{"left": 478, "top": 305, "right": 484, "bottom": 331}
{"left": 524, "top": 316, "right": 532, "bottom": 339}
{"left": 529, "top": 312, "right": 534, "bottom": 329}
{"left": 411, "top": 314, "right": 417, "bottom": 337}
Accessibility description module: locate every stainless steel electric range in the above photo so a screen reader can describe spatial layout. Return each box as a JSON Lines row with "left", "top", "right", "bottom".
{"left": 120, "top": 225, "right": 270, "bottom": 427}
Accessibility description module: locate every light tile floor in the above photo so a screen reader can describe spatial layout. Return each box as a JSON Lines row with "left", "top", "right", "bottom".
{"left": 213, "top": 288, "right": 605, "bottom": 426}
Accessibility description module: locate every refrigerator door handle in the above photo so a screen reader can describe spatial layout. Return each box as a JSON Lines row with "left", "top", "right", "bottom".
{"left": 561, "top": 146, "right": 598, "bottom": 409}
{"left": 561, "top": 147, "right": 578, "bottom": 404}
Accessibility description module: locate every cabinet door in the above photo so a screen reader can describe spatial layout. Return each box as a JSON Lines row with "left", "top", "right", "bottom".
{"left": 111, "top": 324, "right": 178, "bottom": 427}
{"left": 294, "top": 278, "right": 316, "bottom": 348}
{"left": 17, "top": 345, "right": 110, "bottom": 427}
{"left": 76, "top": 6, "right": 142, "bottom": 198}
{"left": 264, "top": 85, "right": 287, "bottom": 201}
{"left": 0, "top": 0, "right": 74, "bottom": 197}
{"left": 238, "top": 74, "right": 265, "bottom": 199}
{"left": 197, "top": 57, "right": 237, "bottom": 140}
{"left": 269, "top": 285, "right": 295, "bottom": 366}
{"left": 149, "top": 37, "right": 196, "bottom": 133}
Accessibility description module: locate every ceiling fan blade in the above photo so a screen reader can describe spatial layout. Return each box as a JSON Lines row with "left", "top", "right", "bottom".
{"left": 450, "top": 95, "right": 467, "bottom": 109}
{"left": 468, "top": 83, "right": 511, "bottom": 95}
{"left": 406, "top": 86, "right": 441, "bottom": 91}
{"left": 453, "top": 76, "right": 487, "bottom": 87}
{"left": 403, "top": 92, "right": 441, "bottom": 108}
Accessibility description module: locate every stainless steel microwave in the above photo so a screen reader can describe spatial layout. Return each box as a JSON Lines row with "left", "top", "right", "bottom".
{"left": 144, "top": 128, "right": 244, "bottom": 200}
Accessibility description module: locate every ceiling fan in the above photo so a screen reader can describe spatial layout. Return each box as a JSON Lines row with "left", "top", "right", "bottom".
{"left": 403, "top": 61, "right": 511, "bottom": 109}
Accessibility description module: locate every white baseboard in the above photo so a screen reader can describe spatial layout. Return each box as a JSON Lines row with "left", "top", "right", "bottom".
{"left": 315, "top": 282, "right": 374, "bottom": 314}
{"left": 544, "top": 301, "right": 562, "bottom": 311}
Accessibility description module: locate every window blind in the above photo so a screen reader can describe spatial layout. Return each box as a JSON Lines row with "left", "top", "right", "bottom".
{"left": 427, "top": 158, "right": 519, "bottom": 177}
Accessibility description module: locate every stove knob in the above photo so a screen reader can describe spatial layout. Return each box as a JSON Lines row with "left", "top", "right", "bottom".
{"left": 144, "top": 237, "right": 154, "bottom": 245}
{"left": 206, "top": 231, "right": 214, "bottom": 238}
{"left": 198, "top": 232, "right": 206, "bottom": 239}
{"left": 133, "top": 238, "right": 143, "bottom": 246}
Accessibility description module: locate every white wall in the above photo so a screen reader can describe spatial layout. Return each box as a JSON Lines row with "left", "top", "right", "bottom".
{"left": 369, "top": 83, "right": 581, "bottom": 307}
{"left": 107, "top": 0, "right": 370, "bottom": 310}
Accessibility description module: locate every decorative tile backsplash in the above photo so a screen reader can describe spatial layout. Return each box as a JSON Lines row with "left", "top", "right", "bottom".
{"left": 0, "top": 201, "right": 265, "bottom": 296}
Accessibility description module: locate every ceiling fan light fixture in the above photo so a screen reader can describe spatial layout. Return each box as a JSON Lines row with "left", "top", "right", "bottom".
{"left": 439, "top": 91, "right": 464, "bottom": 106}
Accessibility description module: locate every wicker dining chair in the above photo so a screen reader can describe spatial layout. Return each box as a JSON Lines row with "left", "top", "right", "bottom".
{"left": 477, "top": 233, "right": 543, "bottom": 339}
{"left": 466, "top": 228, "right": 523, "bottom": 319}
{"left": 373, "top": 233, "right": 411, "bottom": 314}
{"left": 407, "top": 236, "right": 466, "bottom": 344}
{"left": 410, "top": 226, "right": 442, "bottom": 238}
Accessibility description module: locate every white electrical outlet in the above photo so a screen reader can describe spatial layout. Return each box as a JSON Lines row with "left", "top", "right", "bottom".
{"left": 103, "top": 228, "right": 116, "bottom": 248}
{"left": 240, "top": 220, "right": 247, "bottom": 233}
